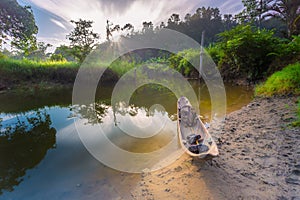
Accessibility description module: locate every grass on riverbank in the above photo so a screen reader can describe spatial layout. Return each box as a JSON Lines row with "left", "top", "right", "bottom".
{"left": 0, "top": 58, "right": 80, "bottom": 86}
{"left": 255, "top": 62, "right": 300, "bottom": 127}
{"left": 255, "top": 63, "right": 300, "bottom": 97}
{"left": 292, "top": 99, "right": 300, "bottom": 127}
{"left": 0, "top": 57, "right": 79, "bottom": 70}
{"left": 0, "top": 57, "right": 138, "bottom": 89}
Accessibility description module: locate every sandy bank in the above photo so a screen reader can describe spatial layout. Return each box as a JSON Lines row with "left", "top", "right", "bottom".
{"left": 131, "top": 96, "right": 300, "bottom": 199}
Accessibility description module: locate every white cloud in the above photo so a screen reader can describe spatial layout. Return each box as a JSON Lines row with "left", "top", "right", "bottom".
{"left": 219, "top": 1, "right": 244, "bottom": 14}
{"left": 22, "top": 0, "right": 243, "bottom": 47}
{"left": 50, "top": 18, "right": 67, "bottom": 30}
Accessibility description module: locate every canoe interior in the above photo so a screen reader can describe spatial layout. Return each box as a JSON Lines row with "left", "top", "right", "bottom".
{"left": 177, "top": 97, "right": 219, "bottom": 157}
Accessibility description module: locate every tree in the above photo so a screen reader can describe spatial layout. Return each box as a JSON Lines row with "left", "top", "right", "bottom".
{"left": 236, "top": 0, "right": 300, "bottom": 37}
{"left": 67, "top": 19, "right": 99, "bottom": 63}
{"left": 168, "top": 14, "right": 180, "bottom": 27}
{"left": 223, "top": 14, "right": 237, "bottom": 30}
{"left": 218, "top": 25, "right": 281, "bottom": 81}
{"left": 0, "top": 0, "right": 38, "bottom": 54}
{"left": 142, "top": 21, "right": 154, "bottom": 33}
{"left": 49, "top": 53, "right": 66, "bottom": 62}
{"left": 264, "top": 0, "right": 300, "bottom": 37}
{"left": 106, "top": 20, "right": 133, "bottom": 41}
{"left": 176, "top": 7, "right": 224, "bottom": 45}
{"left": 27, "top": 42, "right": 52, "bottom": 60}
{"left": 184, "top": 13, "right": 192, "bottom": 23}
{"left": 235, "top": 0, "right": 265, "bottom": 24}
{"left": 53, "top": 45, "right": 76, "bottom": 61}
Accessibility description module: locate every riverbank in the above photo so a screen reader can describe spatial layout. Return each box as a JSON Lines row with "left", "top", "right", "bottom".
{"left": 0, "top": 58, "right": 121, "bottom": 92}
{"left": 131, "top": 96, "right": 300, "bottom": 199}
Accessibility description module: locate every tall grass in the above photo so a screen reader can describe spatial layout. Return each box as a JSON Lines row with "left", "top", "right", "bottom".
{"left": 0, "top": 57, "right": 142, "bottom": 87}
{"left": 0, "top": 58, "right": 80, "bottom": 85}
{"left": 255, "top": 63, "right": 300, "bottom": 96}
{"left": 0, "top": 57, "right": 79, "bottom": 70}
{"left": 108, "top": 59, "right": 138, "bottom": 77}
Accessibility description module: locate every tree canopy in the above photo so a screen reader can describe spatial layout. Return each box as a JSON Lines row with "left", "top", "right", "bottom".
{"left": 0, "top": 0, "right": 38, "bottom": 54}
{"left": 67, "top": 19, "right": 100, "bottom": 63}
{"left": 236, "top": 0, "right": 300, "bottom": 37}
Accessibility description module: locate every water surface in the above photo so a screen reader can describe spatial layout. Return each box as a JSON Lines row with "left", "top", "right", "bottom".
{"left": 0, "top": 83, "right": 253, "bottom": 199}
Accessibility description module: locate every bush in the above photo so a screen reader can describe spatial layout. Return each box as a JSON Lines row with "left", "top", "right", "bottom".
{"left": 267, "top": 35, "right": 300, "bottom": 74}
{"left": 108, "top": 59, "right": 138, "bottom": 77}
{"left": 283, "top": 35, "right": 300, "bottom": 56}
{"left": 255, "top": 62, "right": 300, "bottom": 96}
{"left": 206, "top": 44, "right": 224, "bottom": 65}
{"left": 168, "top": 49, "right": 199, "bottom": 77}
{"left": 218, "top": 25, "right": 281, "bottom": 81}
{"left": 50, "top": 53, "right": 67, "bottom": 62}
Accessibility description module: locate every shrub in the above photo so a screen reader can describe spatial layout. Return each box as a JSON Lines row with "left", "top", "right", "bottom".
{"left": 218, "top": 25, "right": 281, "bottom": 81}
{"left": 50, "top": 53, "right": 67, "bottom": 62}
{"left": 168, "top": 49, "right": 200, "bottom": 77}
{"left": 206, "top": 44, "right": 224, "bottom": 65}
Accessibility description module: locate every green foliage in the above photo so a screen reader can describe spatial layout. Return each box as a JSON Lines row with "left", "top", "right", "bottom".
{"left": 26, "top": 42, "right": 52, "bottom": 61}
{"left": 169, "top": 49, "right": 199, "bottom": 77}
{"left": 0, "top": 57, "right": 79, "bottom": 85}
{"left": 255, "top": 62, "right": 300, "bottom": 96}
{"left": 0, "top": 52, "right": 7, "bottom": 59}
{"left": 108, "top": 59, "right": 138, "bottom": 77}
{"left": 235, "top": 0, "right": 263, "bottom": 24}
{"left": 206, "top": 44, "right": 224, "bottom": 65}
{"left": 218, "top": 25, "right": 281, "bottom": 81}
{"left": 53, "top": 45, "right": 76, "bottom": 62}
{"left": 267, "top": 34, "right": 300, "bottom": 74}
{"left": 281, "top": 34, "right": 300, "bottom": 56}
{"left": 0, "top": 0, "right": 38, "bottom": 53}
{"left": 166, "top": 7, "right": 228, "bottom": 45}
{"left": 50, "top": 53, "right": 66, "bottom": 62}
{"left": 67, "top": 19, "right": 99, "bottom": 63}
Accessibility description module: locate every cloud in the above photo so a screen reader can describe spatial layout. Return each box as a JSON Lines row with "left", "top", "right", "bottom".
{"left": 21, "top": 0, "right": 244, "bottom": 47}
{"left": 219, "top": 1, "right": 244, "bottom": 14}
{"left": 50, "top": 18, "right": 67, "bottom": 30}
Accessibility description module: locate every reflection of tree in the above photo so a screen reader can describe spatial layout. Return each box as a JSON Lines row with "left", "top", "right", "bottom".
{"left": 0, "top": 111, "right": 56, "bottom": 194}
{"left": 74, "top": 103, "right": 108, "bottom": 124}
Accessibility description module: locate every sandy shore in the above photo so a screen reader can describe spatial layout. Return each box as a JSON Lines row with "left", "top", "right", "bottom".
{"left": 131, "top": 96, "right": 300, "bottom": 199}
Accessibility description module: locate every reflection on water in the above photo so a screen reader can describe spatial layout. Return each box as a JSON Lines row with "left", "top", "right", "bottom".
{"left": 74, "top": 101, "right": 179, "bottom": 153}
{"left": 0, "top": 83, "right": 253, "bottom": 198}
{"left": 0, "top": 111, "right": 56, "bottom": 194}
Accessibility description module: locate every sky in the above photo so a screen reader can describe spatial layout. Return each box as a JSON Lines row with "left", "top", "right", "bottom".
{"left": 17, "top": 0, "right": 244, "bottom": 49}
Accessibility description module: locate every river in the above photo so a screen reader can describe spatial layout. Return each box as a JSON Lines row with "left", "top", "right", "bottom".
{"left": 0, "top": 82, "right": 252, "bottom": 199}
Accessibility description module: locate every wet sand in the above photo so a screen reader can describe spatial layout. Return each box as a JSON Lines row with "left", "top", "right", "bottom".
{"left": 131, "top": 96, "right": 300, "bottom": 199}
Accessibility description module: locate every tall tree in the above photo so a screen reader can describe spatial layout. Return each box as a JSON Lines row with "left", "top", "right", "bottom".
{"left": 67, "top": 19, "right": 99, "bottom": 63}
{"left": 106, "top": 20, "right": 134, "bottom": 41}
{"left": 142, "top": 21, "right": 154, "bottom": 33}
{"left": 237, "top": 0, "right": 300, "bottom": 37}
{"left": 168, "top": 14, "right": 180, "bottom": 27}
{"left": 235, "top": 0, "right": 264, "bottom": 24}
{"left": 264, "top": 0, "right": 300, "bottom": 37}
{"left": 167, "top": 7, "right": 224, "bottom": 45}
{"left": 0, "top": 0, "right": 38, "bottom": 54}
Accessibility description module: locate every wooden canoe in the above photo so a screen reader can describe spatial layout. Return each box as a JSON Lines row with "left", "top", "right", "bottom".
{"left": 177, "top": 96, "right": 219, "bottom": 157}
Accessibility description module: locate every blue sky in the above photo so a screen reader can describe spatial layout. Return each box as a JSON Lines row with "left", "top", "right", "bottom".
{"left": 17, "top": 0, "right": 244, "bottom": 48}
